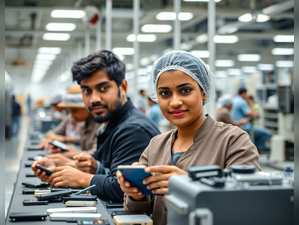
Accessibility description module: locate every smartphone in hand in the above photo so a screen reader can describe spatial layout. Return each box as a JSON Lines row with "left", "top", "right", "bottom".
{"left": 35, "top": 164, "right": 54, "bottom": 176}
{"left": 49, "top": 140, "right": 69, "bottom": 152}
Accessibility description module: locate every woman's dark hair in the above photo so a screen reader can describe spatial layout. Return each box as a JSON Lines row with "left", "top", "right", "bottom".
{"left": 71, "top": 50, "right": 126, "bottom": 86}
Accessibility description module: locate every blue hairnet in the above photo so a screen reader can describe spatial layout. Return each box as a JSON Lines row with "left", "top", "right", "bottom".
{"left": 149, "top": 50, "right": 215, "bottom": 105}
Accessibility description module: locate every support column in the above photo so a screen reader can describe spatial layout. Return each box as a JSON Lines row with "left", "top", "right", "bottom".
{"left": 106, "top": 0, "right": 112, "bottom": 50}
{"left": 174, "top": 0, "right": 181, "bottom": 50}
{"left": 133, "top": 0, "right": 140, "bottom": 106}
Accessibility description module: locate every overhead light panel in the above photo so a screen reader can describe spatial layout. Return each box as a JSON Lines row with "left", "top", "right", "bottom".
{"left": 242, "top": 66, "right": 257, "bottom": 73}
{"left": 156, "top": 12, "right": 193, "bottom": 21}
{"left": 190, "top": 50, "right": 210, "bottom": 58}
{"left": 214, "top": 35, "right": 239, "bottom": 44}
{"left": 126, "top": 34, "right": 157, "bottom": 42}
{"left": 33, "top": 64, "right": 50, "bottom": 70}
{"left": 34, "top": 60, "right": 53, "bottom": 66}
{"left": 141, "top": 24, "right": 172, "bottom": 33}
{"left": 238, "top": 13, "right": 252, "bottom": 22}
{"left": 38, "top": 47, "right": 61, "bottom": 54}
{"left": 112, "top": 47, "right": 135, "bottom": 55}
{"left": 271, "top": 48, "right": 294, "bottom": 55}
{"left": 256, "top": 14, "right": 270, "bottom": 22}
{"left": 46, "top": 23, "right": 76, "bottom": 31}
{"left": 215, "top": 60, "right": 234, "bottom": 67}
{"left": 214, "top": 71, "right": 227, "bottom": 77}
{"left": 227, "top": 68, "right": 242, "bottom": 76}
{"left": 257, "top": 64, "right": 274, "bottom": 71}
{"left": 140, "top": 57, "right": 150, "bottom": 66}
{"left": 116, "top": 54, "right": 125, "bottom": 61}
{"left": 51, "top": 10, "right": 86, "bottom": 18}
{"left": 237, "top": 54, "right": 261, "bottom": 62}
{"left": 36, "top": 54, "right": 56, "bottom": 61}
{"left": 43, "top": 33, "right": 71, "bottom": 41}
{"left": 126, "top": 63, "right": 133, "bottom": 71}
{"left": 196, "top": 34, "right": 208, "bottom": 43}
{"left": 184, "top": 0, "right": 221, "bottom": 2}
{"left": 275, "top": 61, "right": 293, "bottom": 68}
{"left": 273, "top": 35, "right": 294, "bottom": 43}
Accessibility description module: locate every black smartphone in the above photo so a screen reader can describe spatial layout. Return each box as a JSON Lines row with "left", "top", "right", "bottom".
{"left": 49, "top": 140, "right": 69, "bottom": 152}
{"left": 48, "top": 197, "right": 63, "bottom": 203}
{"left": 25, "top": 163, "right": 32, "bottom": 168}
{"left": 77, "top": 219, "right": 110, "bottom": 224}
{"left": 26, "top": 171, "right": 36, "bottom": 177}
{"left": 63, "top": 195, "right": 98, "bottom": 202}
{"left": 9, "top": 212, "right": 48, "bottom": 221}
{"left": 23, "top": 199, "right": 48, "bottom": 206}
{"left": 35, "top": 164, "right": 54, "bottom": 176}
{"left": 111, "top": 210, "right": 145, "bottom": 217}
{"left": 27, "top": 146, "right": 44, "bottom": 151}
{"left": 106, "top": 202, "right": 124, "bottom": 208}
{"left": 22, "top": 181, "right": 50, "bottom": 188}
{"left": 36, "top": 190, "right": 73, "bottom": 201}
{"left": 23, "top": 188, "right": 51, "bottom": 195}
{"left": 28, "top": 156, "right": 43, "bottom": 161}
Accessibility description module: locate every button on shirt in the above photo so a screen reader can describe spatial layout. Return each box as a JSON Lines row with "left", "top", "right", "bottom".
{"left": 230, "top": 96, "right": 251, "bottom": 130}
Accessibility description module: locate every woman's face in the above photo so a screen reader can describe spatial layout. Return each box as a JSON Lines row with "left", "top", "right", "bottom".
{"left": 157, "top": 70, "right": 206, "bottom": 128}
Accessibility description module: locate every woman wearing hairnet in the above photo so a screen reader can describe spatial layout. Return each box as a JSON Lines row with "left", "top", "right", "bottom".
{"left": 117, "top": 50, "right": 260, "bottom": 225}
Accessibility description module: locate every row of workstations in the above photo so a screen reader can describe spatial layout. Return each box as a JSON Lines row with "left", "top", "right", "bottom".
{"left": 6, "top": 110, "right": 121, "bottom": 224}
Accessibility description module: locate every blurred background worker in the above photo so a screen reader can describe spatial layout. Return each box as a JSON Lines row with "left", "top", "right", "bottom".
{"left": 26, "top": 94, "right": 31, "bottom": 115}
{"left": 50, "top": 90, "right": 68, "bottom": 120}
{"left": 147, "top": 97, "right": 162, "bottom": 127}
{"left": 216, "top": 94, "right": 249, "bottom": 127}
{"left": 138, "top": 89, "right": 146, "bottom": 113}
{"left": 230, "top": 87, "right": 271, "bottom": 151}
{"left": 11, "top": 94, "right": 21, "bottom": 135}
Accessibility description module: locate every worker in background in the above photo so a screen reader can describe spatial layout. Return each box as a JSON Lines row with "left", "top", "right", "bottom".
{"left": 50, "top": 90, "right": 68, "bottom": 120}
{"left": 32, "top": 50, "right": 160, "bottom": 203}
{"left": 248, "top": 95, "right": 260, "bottom": 126}
{"left": 11, "top": 94, "right": 21, "bottom": 135}
{"left": 148, "top": 97, "right": 162, "bottom": 127}
{"left": 216, "top": 94, "right": 249, "bottom": 127}
{"left": 138, "top": 89, "right": 146, "bottom": 113}
{"left": 26, "top": 94, "right": 31, "bottom": 114}
{"left": 230, "top": 87, "right": 271, "bottom": 151}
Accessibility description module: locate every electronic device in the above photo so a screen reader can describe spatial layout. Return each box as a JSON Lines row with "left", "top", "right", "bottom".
{"left": 65, "top": 201, "right": 97, "bottom": 207}
{"left": 111, "top": 210, "right": 145, "bottom": 217}
{"left": 36, "top": 190, "right": 73, "bottom": 201}
{"left": 28, "top": 156, "right": 43, "bottom": 161}
{"left": 166, "top": 165, "right": 294, "bottom": 225}
{"left": 25, "top": 171, "right": 36, "bottom": 177}
{"left": 35, "top": 164, "right": 54, "bottom": 176}
{"left": 27, "top": 146, "right": 44, "bottom": 151}
{"left": 23, "top": 199, "right": 48, "bottom": 206}
{"left": 47, "top": 207, "right": 97, "bottom": 215}
{"left": 117, "top": 165, "right": 162, "bottom": 196}
{"left": 105, "top": 202, "right": 123, "bottom": 208}
{"left": 25, "top": 163, "right": 32, "bottom": 168}
{"left": 113, "top": 214, "right": 153, "bottom": 225}
{"left": 22, "top": 181, "right": 50, "bottom": 188}
{"left": 49, "top": 213, "right": 101, "bottom": 221}
{"left": 49, "top": 140, "right": 69, "bottom": 152}
{"left": 63, "top": 195, "right": 98, "bottom": 201}
{"left": 77, "top": 220, "right": 110, "bottom": 224}
{"left": 34, "top": 188, "right": 69, "bottom": 196}
{"left": 9, "top": 212, "right": 48, "bottom": 221}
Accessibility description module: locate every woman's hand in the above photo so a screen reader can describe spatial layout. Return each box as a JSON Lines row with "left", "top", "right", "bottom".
{"left": 73, "top": 153, "right": 98, "bottom": 174}
{"left": 116, "top": 162, "right": 145, "bottom": 201}
{"left": 142, "top": 165, "right": 188, "bottom": 195}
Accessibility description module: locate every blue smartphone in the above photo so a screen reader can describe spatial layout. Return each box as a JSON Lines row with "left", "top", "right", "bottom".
{"left": 117, "top": 165, "right": 163, "bottom": 196}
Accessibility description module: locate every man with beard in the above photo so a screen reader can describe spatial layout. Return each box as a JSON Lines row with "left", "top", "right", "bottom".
{"left": 32, "top": 50, "right": 160, "bottom": 202}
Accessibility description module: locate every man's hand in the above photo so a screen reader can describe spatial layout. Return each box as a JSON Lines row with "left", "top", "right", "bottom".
{"left": 240, "top": 118, "right": 249, "bottom": 125}
{"left": 73, "top": 153, "right": 98, "bottom": 174}
{"left": 116, "top": 162, "right": 145, "bottom": 201}
{"left": 46, "top": 154, "right": 75, "bottom": 167}
{"left": 48, "top": 166, "right": 94, "bottom": 188}
{"left": 37, "top": 132, "right": 65, "bottom": 150}
{"left": 31, "top": 157, "right": 56, "bottom": 182}
{"left": 142, "top": 165, "right": 188, "bottom": 195}
{"left": 48, "top": 145, "right": 80, "bottom": 158}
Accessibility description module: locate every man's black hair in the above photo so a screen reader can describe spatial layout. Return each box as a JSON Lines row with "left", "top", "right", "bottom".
{"left": 238, "top": 87, "right": 247, "bottom": 95}
{"left": 248, "top": 95, "right": 254, "bottom": 100}
{"left": 71, "top": 50, "right": 126, "bottom": 86}
{"left": 140, "top": 90, "right": 144, "bottom": 94}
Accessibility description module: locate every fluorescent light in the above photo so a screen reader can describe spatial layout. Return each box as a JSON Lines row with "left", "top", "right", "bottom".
{"left": 156, "top": 12, "right": 193, "bottom": 21}
{"left": 190, "top": 50, "right": 210, "bottom": 58}
{"left": 214, "top": 35, "right": 239, "bottom": 43}
{"left": 51, "top": 10, "right": 86, "bottom": 18}
{"left": 36, "top": 54, "right": 56, "bottom": 61}
{"left": 150, "top": 54, "right": 159, "bottom": 61}
{"left": 275, "top": 61, "right": 293, "bottom": 68}
{"left": 140, "top": 57, "right": 150, "bottom": 66}
{"left": 242, "top": 66, "right": 257, "bottom": 73}
{"left": 227, "top": 68, "right": 242, "bottom": 76}
{"left": 214, "top": 71, "right": 227, "bottom": 77}
{"left": 46, "top": 23, "right": 76, "bottom": 31}
{"left": 215, "top": 60, "right": 234, "bottom": 67}
{"left": 115, "top": 54, "right": 125, "bottom": 61}
{"left": 38, "top": 47, "right": 61, "bottom": 54}
{"left": 112, "top": 47, "right": 135, "bottom": 55}
{"left": 237, "top": 54, "right": 261, "bottom": 62}
{"left": 181, "top": 43, "right": 192, "bottom": 50}
{"left": 257, "top": 64, "right": 274, "bottom": 71}
{"left": 196, "top": 34, "right": 208, "bottom": 43}
{"left": 34, "top": 60, "right": 53, "bottom": 66}
{"left": 141, "top": 24, "right": 172, "bottom": 33}
{"left": 256, "top": 14, "right": 270, "bottom": 22}
{"left": 126, "top": 63, "right": 133, "bottom": 71}
{"left": 184, "top": 0, "right": 222, "bottom": 2}
{"left": 227, "top": 27, "right": 238, "bottom": 34}
{"left": 31, "top": 69, "right": 47, "bottom": 83}
{"left": 238, "top": 13, "right": 252, "bottom": 22}
{"left": 33, "top": 64, "right": 50, "bottom": 70}
{"left": 126, "top": 34, "right": 157, "bottom": 42}
{"left": 271, "top": 48, "right": 294, "bottom": 55}
{"left": 43, "top": 33, "right": 71, "bottom": 41}
{"left": 273, "top": 35, "right": 294, "bottom": 43}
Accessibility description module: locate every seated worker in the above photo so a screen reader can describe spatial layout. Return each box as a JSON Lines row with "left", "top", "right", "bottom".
{"left": 32, "top": 50, "right": 160, "bottom": 202}
{"left": 148, "top": 97, "right": 162, "bottom": 127}
{"left": 216, "top": 94, "right": 249, "bottom": 127}
{"left": 230, "top": 87, "right": 271, "bottom": 151}
{"left": 116, "top": 50, "right": 261, "bottom": 225}
{"left": 50, "top": 90, "right": 68, "bottom": 120}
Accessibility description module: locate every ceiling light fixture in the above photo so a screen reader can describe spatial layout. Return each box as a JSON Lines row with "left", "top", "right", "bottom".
{"left": 141, "top": 24, "right": 172, "bottom": 33}
{"left": 140, "top": 57, "right": 150, "bottom": 66}
{"left": 273, "top": 35, "right": 294, "bottom": 43}
{"left": 271, "top": 48, "right": 294, "bottom": 55}
{"left": 238, "top": 13, "right": 252, "bottom": 22}
{"left": 156, "top": 12, "right": 193, "bottom": 21}
{"left": 51, "top": 10, "right": 86, "bottom": 18}
{"left": 256, "top": 14, "right": 270, "bottom": 22}
{"left": 43, "top": 33, "right": 71, "bottom": 41}
{"left": 242, "top": 66, "right": 257, "bottom": 73}
{"left": 214, "top": 71, "right": 227, "bottom": 77}
{"left": 34, "top": 60, "right": 53, "bottom": 66}
{"left": 126, "top": 34, "right": 157, "bottom": 42}
{"left": 112, "top": 47, "right": 135, "bottom": 55}
{"left": 257, "top": 64, "right": 274, "bottom": 71}
{"left": 215, "top": 60, "right": 234, "bottom": 67}
{"left": 184, "top": 0, "right": 222, "bottom": 2}
{"left": 190, "top": 50, "right": 210, "bottom": 58}
{"left": 237, "top": 54, "right": 261, "bottom": 62}
{"left": 38, "top": 47, "right": 61, "bottom": 54}
{"left": 275, "top": 61, "right": 293, "bottom": 68}
{"left": 46, "top": 23, "right": 76, "bottom": 31}
{"left": 214, "top": 35, "right": 239, "bottom": 43}
{"left": 227, "top": 68, "right": 242, "bottom": 76}
{"left": 36, "top": 54, "right": 57, "bottom": 61}
{"left": 196, "top": 34, "right": 208, "bottom": 43}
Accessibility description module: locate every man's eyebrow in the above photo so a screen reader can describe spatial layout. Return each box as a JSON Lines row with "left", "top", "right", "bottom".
{"left": 80, "top": 85, "right": 89, "bottom": 89}
{"left": 176, "top": 83, "right": 193, "bottom": 88}
{"left": 95, "top": 81, "right": 110, "bottom": 87}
